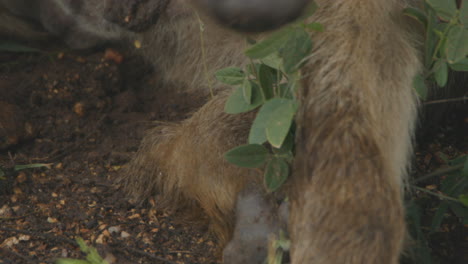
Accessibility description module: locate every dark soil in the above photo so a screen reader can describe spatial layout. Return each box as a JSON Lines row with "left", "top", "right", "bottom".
{"left": 0, "top": 47, "right": 466, "bottom": 264}
{"left": 0, "top": 48, "right": 216, "bottom": 264}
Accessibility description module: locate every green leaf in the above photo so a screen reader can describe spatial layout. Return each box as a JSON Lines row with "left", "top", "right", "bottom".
{"left": 434, "top": 59, "right": 449, "bottom": 87}
{"left": 215, "top": 67, "right": 245, "bottom": 85}
{"left": 266, "top": 100, "right": 298, "bottom": 148}
{"left": 0, "top": 41, "right": 42, "bottom": 53}
{"left": 242, "top": 79, "right": 252, "bottom": 104}
{"left": 441, "top": 172, "right": 468, "bottom": 196}
{"left": 14, "top": 163, "right": 51, "bottom": 171}
{"left": 225, "top": 82, "right": 263, "bottom": 114}
{"left": 445, "top": 25, "right": 468, "bottom": 64}
{"left": 426, "top": 0, "right": 457, "bottom": 21}
{"left": 404, "top": 201, "right": 433, "bottom": 264}
{"left": 430, "top": 201, "right": 450, "bottom": 232}
{"left": 56, "top": 238, "right": 108, "bottom": 264}
{"left": 77, "top": 238, "right": 107, "bottom": 264}
{"left": 413, "top": 74, "right": 428, "bottom": 100}
{"left": 225, "top": 144, "right": 269, "bottom": 168}
{"left": 425, "top": 8, "right": 439, "bottom": 68}
{"left": 461, "top": 0, "right": 468, "bottom": 25}
{"left": 449, "top": 202, "right": 468, "bottom": 224}
{"left": 447, "top": 154, "right": 467, "bottom": 166}
{"left": 258, "top": 64, "right": 278, "bottom": 99}
{"left": 246, "top": 62, "right": 260, "bottom": 77}
{"left": 76, "top": 237, "right": 90, "bottom": 253}
{"left": 280, "top": 28, "right": 313, "bottom": 73}
{"left": 304, "top": 22, "right": 324, "bottom": 32}
{"left": 245, "top": 27, "right": 294, "bottom": 59}
{"left": 273, "top": 132, "right": 295, "bottom": 155}
{"left": 249, "top": 98, "right": 288, "bottom": 144}
{"left": 261, "top": 52, "right": 283, "bottom": 70}
{"left": 264, "top": 157, "right": 289, "bottom": 192}
{"left": 278, "top": 83, "right": 294, "bottom": 99}
{"left": 449, "top": 58, "right": 468, "bottom": 71}
{"left": 405, "top": 201, "right": 423, "bottom": 238}
{"left": 403, "top": 7, "right": 428, "bottom": 27}
{"left": 277, "top": 230, "right": 291, "bottom": 250}
{"left": 459, "top": 194, "right": 468, "bottom": 206}
{"left": 249, "top": 98, "right": 294, "bottom": 144}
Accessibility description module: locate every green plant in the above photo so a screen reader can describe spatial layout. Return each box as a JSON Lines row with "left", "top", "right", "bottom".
{"left": 56, "top": 238, "right": 108, "bottom": 264}
{"left": 405, "top": 0, "right": 468, "bottom": 99}
{"left": 221, "top": 2, "right": 321, "bottom": 192}
{"left": 401, "top": 2, "right": 468, "bottom": 262}
{"left": 406, "top": 155, "right": 468, "bottom": 264}
{"left": 218, "top": 0, "right": 466, "bottom": 263}
{"left": 216, "top": 0, "right": 466, "bottom": 262}
{"left": 267, "top": 231, "right": 291, "bottom": 264}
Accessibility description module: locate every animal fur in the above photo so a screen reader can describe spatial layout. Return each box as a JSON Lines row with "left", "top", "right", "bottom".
{"left": 121, "top": 0, "right": 421, "bottom": 263}
{"left": 0, "top": 0, "right": 128, "bottom": 49}
{"left": 122, "top": 91, "right": 257, "bottom": 243}
{"left": 0, "top": 0, "right": 424, "bottom": 263}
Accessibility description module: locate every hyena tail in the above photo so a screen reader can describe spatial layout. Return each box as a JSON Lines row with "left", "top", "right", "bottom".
{"left": 288, "top": 1, "right": 421, "bottom": 263}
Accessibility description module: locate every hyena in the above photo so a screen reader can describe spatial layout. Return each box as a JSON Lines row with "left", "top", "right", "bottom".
{"left": 1, "top": 0, "right": 424, "bottom": 263}
{"left": 122, "top": 0, "right": 421, "bottom": 263}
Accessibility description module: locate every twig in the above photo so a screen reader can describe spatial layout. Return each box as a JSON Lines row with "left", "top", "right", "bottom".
{"left": 423, "top": 96, "right": 468, "bottom": 105}
{"left": 411, "top": 185, "right": 460, "bottom": 203}
{"left": 412, "top": 163, "right": 464, "bottom": 184}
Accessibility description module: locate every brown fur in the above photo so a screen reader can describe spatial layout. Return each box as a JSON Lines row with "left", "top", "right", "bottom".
{"left": 121, "top": 91, "right": 258, "bottom": 243}
{"left": 121, "top": 0, "right": 421, "bottom": 263}
{"left": 289, "top": 1, "right": 420, "bottom": 262}
{"left": 0, "top": 0, "right": 423, "bottom": 262}
{"left": 137, "top": 0, "right": 249, "bottom": 94}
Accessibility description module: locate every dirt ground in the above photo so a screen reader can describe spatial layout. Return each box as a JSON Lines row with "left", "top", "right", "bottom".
{"left": 0, "top": 48, "right": 215, "bottom": 264}
{"left": 0, "top": 47, "right": 467, "bottom": 264}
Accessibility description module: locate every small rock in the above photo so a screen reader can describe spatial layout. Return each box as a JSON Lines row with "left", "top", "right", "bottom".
{"left": 121, "top": 231, "right": 130, "bottom": 238}
{"left": 108, "top": 226, "right": 121, "bottom": 234}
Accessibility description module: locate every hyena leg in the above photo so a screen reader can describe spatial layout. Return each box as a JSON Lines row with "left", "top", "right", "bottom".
{"left": 289, "top": 1, "right": 420, "bottom": 263}
{"left": 120, "top": 92, "right": 258, "bottom": 244}
{"left": 223, "top": 183, "right": 288, "bottom": 264}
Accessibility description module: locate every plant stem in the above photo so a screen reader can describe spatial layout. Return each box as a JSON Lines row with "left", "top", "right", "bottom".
{"left": 412, "top": 163, "right": 464, "bottom": 184}
{"left": 411, "top": 185, "right": 460, "bottom": 203}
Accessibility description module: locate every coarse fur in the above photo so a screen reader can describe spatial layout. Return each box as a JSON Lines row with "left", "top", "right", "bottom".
{"left": 0, "top": 0, "right": 424, "bottom": 262}
{"left": 0, "top": 0, "right": 128, "bottom": 49}
{"left": 136, "top": 0, "right": 249, "bottom": 94}
{"left": 290, "top": 1, "right": 420, "bottom": 262}
{"left": 122, "top": 91, "right": 257, "bottom": 243}
{"left": 120, "top": 0, "right": 422, "bottom": 263}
